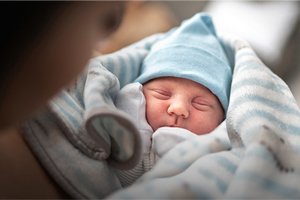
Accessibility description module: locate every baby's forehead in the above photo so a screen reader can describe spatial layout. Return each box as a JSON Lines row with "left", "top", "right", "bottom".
{"left": 145, "top": 76, "right": 202, "bottom": 86}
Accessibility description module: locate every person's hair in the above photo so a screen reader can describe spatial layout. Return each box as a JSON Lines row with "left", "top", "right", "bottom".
{"left": 0, "top": 2, "right": 126, "bottom": 90}
{"left": 0, "top": 2, "right": 66, "bottom": 85}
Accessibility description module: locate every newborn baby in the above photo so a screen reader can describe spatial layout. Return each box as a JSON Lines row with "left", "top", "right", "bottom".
{"left": 114, "top": 13, "right": 232, "bottom": 186}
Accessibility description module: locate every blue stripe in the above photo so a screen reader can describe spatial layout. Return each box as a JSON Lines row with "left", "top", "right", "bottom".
{"left": 103, "top": 56, "right": 116, "bottom": 75}
{"left": 120, "top": 53, "right": 136, "bottom": 86}
{"left": 110, "top": 54, "right": 123, "bottom": 86}
{"left": 58, "top": 92, "right": 83, "bottom": 113}
{"left": 192, "top": 153, "right": 240, "bottom": 195}
{"left": 129, "top": 51, "right": 142, "bottom": 81}
{"left": 242, "top": 125, "right": 300, "bottom": 154}
{"left": 236, "top": 170, "right": 300, "bottom": 198}
{"left": 106, "top": 55, "right": 114, "bottom": 70}
{"left": 120, "top": 53, "right": 129, "bottom": 86}
{"left": 230, "top": 95, "right": 300, "bottom": 117}
{"left": 230, "top": 148, "right": 244, "bottom": 157}
{"left": 124, "top": 52, "right": 136, "bottom": 86}
{"left": 235, "top": 58, "right": 263, "bottom": 69}
{"left": 215, "top": 154, "right": 238, "bottom": 174}
{"left": 160, "top": 157, "right": 189, "bottom": 172}
{"left": 232, "top": 77, "right": 290, "bottom": 96}
{"left": 53, "top": 100, "right": 82, "bottom": 130}
{"left": 74, "top": 76, "right": 85, "bottom": 107}
{"left": 236, "top": 109, "right": 300, "bottom": 136}
{"left": 162, "top": 144, "right": 212, "bottom": 171}
{"left": 174, "top": 140, "right": 205, "bottom": 157}
{"left": 245, "top": 143, "right": 300, "bottom": 178}
{"left": 198, "top": 168, "right": 227, "bottom": 193}
{"left": 244, "top": 143, "right": 277, "bottom": 163}
{"left": 236, "top": 51, "right": 256, "bottom": 60}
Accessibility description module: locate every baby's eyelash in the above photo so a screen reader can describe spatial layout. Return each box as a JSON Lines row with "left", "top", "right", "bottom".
{"left": 192, "top": 98, "right": 212, "bottom": 110}
{"left": 152, "top": 89, "right": 171, "bottom": 99}
{"left": 192, "top": 102, "right": 211, "bottom": 111}
{"left": 154, "top": 89, "right": 170, "bottom": 96}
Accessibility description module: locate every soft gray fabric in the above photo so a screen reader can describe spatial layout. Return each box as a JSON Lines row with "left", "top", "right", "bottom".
{"left": 22, "top": 34, "right": 163, "bottom": 198}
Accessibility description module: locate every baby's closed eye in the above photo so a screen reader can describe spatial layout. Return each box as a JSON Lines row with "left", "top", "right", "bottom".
{"left": 152, "top": 89, "right": 171, "bottom": 100}
{"left": 192, "top": 98, "right": 212, "bottom": 111}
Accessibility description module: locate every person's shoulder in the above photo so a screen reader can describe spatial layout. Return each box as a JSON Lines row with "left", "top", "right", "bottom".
{"left": 0, "top": 127, "right": 69, "bottom": 198}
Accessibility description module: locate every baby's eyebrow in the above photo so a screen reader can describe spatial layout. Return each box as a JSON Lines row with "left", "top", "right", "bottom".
{"left": 148, "top": 85, "right": 169, "bottom": 90}
{"left": 151, "top": 88, "right": 171, "bottom": 94}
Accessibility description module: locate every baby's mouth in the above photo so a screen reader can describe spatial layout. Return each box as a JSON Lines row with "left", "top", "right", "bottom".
{"left": 169, "top": 124, "right": 181, "bottom": 128}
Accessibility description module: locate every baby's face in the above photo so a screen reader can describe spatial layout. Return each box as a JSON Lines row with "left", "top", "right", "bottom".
{"left": 143, "top": 77, "right": 224, "bottom": 135}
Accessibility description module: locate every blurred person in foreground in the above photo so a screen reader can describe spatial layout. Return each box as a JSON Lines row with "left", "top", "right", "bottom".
{"left": 0, "top": 2, "right": 125, "bottom": 198}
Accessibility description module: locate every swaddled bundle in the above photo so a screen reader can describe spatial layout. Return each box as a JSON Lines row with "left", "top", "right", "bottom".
{"left": 22, "top": 11, "right": 300, "bottom": 199}
{"left": 108, "top": 26, "right": 300, "bottom": 200}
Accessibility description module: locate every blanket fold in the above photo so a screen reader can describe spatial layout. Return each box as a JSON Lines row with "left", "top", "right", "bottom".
{"left": 83, "top": 60, "right": 142, "bottom": 169}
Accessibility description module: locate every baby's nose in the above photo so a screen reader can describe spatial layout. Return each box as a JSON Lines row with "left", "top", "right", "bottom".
{"left": 167, "top": 101, "right": 189, "bottom": 118}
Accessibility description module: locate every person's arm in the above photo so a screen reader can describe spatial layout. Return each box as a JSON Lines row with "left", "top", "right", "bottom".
{"left": 0, "top": 127, "right": 69, "bottom": 199}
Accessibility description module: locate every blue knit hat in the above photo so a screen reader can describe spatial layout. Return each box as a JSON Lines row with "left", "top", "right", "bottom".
{"left": 135, "top": 13, "right": 232, "bottom": 111}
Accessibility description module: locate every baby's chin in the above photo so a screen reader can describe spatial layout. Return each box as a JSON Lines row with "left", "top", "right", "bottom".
{"left": 192, "top": 127, "right": 216, "bottom": 135}
{"left": 193, "top": 131, "right": 210, "bottom": 136}
{"left": 170, "top": 125, "right": 212, "bottom": 135}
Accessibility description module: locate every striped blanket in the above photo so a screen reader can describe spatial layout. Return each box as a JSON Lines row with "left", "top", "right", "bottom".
{"left": 107, "top": 35, "right": 300, "bottom": 198}
{"left": 22, "top": 31, "right": 300, "bottom": 199}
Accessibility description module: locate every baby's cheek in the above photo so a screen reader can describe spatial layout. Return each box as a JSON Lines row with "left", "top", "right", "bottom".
{"left": 146, "top": 111, "right": 159, "bottom": 131}
{"left": 146, "top": 100, "right": 166, "bottom": 131}
{"left": 188, "top": 113, "right": 216, "bottom": 135}
{"left": 145, "top": 102, "right": 157, "bottom": 129}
